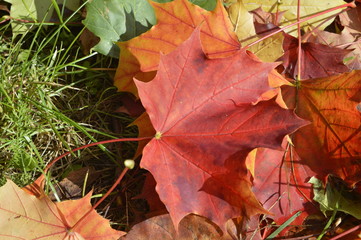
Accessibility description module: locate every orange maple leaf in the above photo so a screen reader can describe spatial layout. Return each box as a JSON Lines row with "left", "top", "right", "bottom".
{"left": 114, "top": 0, "right": 239, "bottom": 97}
{"left": 0, "top": 180, "right": 125, "bottom": 240}
{"left": 282, "top": 71, "right": 361, "bottom": 188}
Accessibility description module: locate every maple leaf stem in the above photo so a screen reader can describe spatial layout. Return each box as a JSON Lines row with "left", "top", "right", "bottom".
{"left": 328, "top": 222, "right": 361, "bottom": 240}
{"left": 70, "top": 166, "right": 130, "bottom": 230}
{"left": 297, "top": 0, "right": 302, "bottom": 81}
{"left": 245, "top": 1, "right": 356, "bottom": 49}
{"left": 43, "top": 136, "right": 153, "bottom": 173}
{"left": 0, "top": 16, "right": 10, "bottom": 25}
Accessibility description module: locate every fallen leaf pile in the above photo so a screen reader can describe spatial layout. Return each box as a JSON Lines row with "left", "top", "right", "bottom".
{"left": 1, "top": 0, "right": 361, "bottom": 239}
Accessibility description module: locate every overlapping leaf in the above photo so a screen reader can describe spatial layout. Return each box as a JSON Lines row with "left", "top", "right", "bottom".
{"left": 252, "top": 144, "right": 317, "bottom": 228}
{"left": 307, "top": 28, "right": 361, "bottom": 70}
{"left": 83, "top": 0, "right": 155, "bottom": 57}
{"left": 136, "top": 28, "right": 307, "bottom": 230}
{"left": 0, "top": 180, "right": 125, "bottom": 239}
{"left": 121, "top": 214, "right": 234, "bottom": 240}
{"left": 114, "top": 0, "right": 239, "bottom": 96}
{"left": 281, "top": 34, "right": 351, "bottom": 79}
{"left": 309, "top": 5, "right": 361, "bottom": 70}
{"left": 282, "top": 71, "right": 361, "bottom": 188}
{"left": 226, "top": 0, "right": 256, "bottom": 45}
{"left": 6, "top": 0, "right": 80, "bottom": 36}
{"left": 226, "top": 1, "right": 285, "bottom": 62}
{"left": 310, "top": 176, "right": 361, "bottom": 219}
{"left": 242, "top": 0, "right": 346, "bottom": 36}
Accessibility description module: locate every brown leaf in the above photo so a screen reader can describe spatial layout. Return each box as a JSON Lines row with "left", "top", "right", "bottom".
{"left": 121, "top": 214, "right": 235, "bottom": 240}
{"left": 280, "top": 33, "right": 351, "bottom": 79}
{"left": 80, "top": 28, "right": 100, "bottom": 55}
{"left": 49, "top": 166, "right": 100, "bottom": 201}
{"left": 307, "top": 27, "right": 361, "bottom": 70}
{"left": 134, "top": 172, "right": 166, "bottom": 214}
{"left": 250, "top": 7, "right": 286, "bottom": 26}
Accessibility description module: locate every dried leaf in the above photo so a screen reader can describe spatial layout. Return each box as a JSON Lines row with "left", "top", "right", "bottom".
{"left": 121, "top": 214, "right": 234, "bottom": 240}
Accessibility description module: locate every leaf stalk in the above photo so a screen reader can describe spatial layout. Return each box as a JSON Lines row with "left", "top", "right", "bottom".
{"left": 245, "top": 1, "right": 356, "bottom": 49}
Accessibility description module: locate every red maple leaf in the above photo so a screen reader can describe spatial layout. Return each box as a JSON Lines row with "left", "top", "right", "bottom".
{"left": 114, "top": 0, "right": 239, "bottom": 96}
{"left": 280, "top": 34, "right": 351, "bottom": 79}
{"left": 252, "top": 143, "right": 318, "bottom": 232}
{"left": 135, "top": 28, "right": 307, "bottom": 230}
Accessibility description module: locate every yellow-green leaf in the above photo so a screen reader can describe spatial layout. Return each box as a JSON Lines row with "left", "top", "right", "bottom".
{"left": 242, "top": 0, "right": 346, "bottom": 36}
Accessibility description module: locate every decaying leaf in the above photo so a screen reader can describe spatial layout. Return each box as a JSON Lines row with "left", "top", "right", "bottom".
{"left": 339, "top": 4, "right": 361, "bottom": 34}
{"left": 121, "top": 214, "right": 234, "bottom": 240}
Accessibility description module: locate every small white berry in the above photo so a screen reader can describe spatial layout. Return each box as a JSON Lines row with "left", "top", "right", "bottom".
{"left": 124, "top": 159, "right": 135, "bottom": 169}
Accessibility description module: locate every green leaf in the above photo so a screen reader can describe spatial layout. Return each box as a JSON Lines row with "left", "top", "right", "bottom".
{"left": 82, "top": 0, "right": 156, "bottom": 58}
{"left": 242, "top": 0, "right": 346, "bottom": 36}
{"left": 5, "top": 0, "right": 36, "bottom": 36}
{"left": 152, "top": 0, "right": 216, "bottom": 10}
{"left": 6, "top": 0, "right": 80, "bottom": 36}
{"left": 189, "top": 0, "right": 216, "bottom": 11}
{"left": 309, "top": 176, "right": 361, "bottom": 219}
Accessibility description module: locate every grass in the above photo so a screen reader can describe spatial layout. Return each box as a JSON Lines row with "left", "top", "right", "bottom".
{"left": 2, "top": 1, "right": 361, "bottom": 238}
{"left": 0, "top": 4, "right": 137, "bottom": 190}
{"left": 0, "top": 2, "right": 149, "bottom": 231}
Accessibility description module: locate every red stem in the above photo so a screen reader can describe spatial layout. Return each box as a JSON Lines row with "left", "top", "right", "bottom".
{"left": 70, "top": 166, "right": 130, "bottom": 230}
{"left": 328, "top": 223, "right": 361, "bottom": 240}
{"left": 245, "top": 1, "right": 356, "bottom": 49}
{"left": 297, "top": 0, "right": 302, "bottom": 81}
{"left": 44, "top": 137, "right": 152, "bottom": 173}
{"left": 43, "top": 136, "right": 153, "bottom": 232}
{"left": 0, "top": 18, "right": 9, "bottom": 24}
